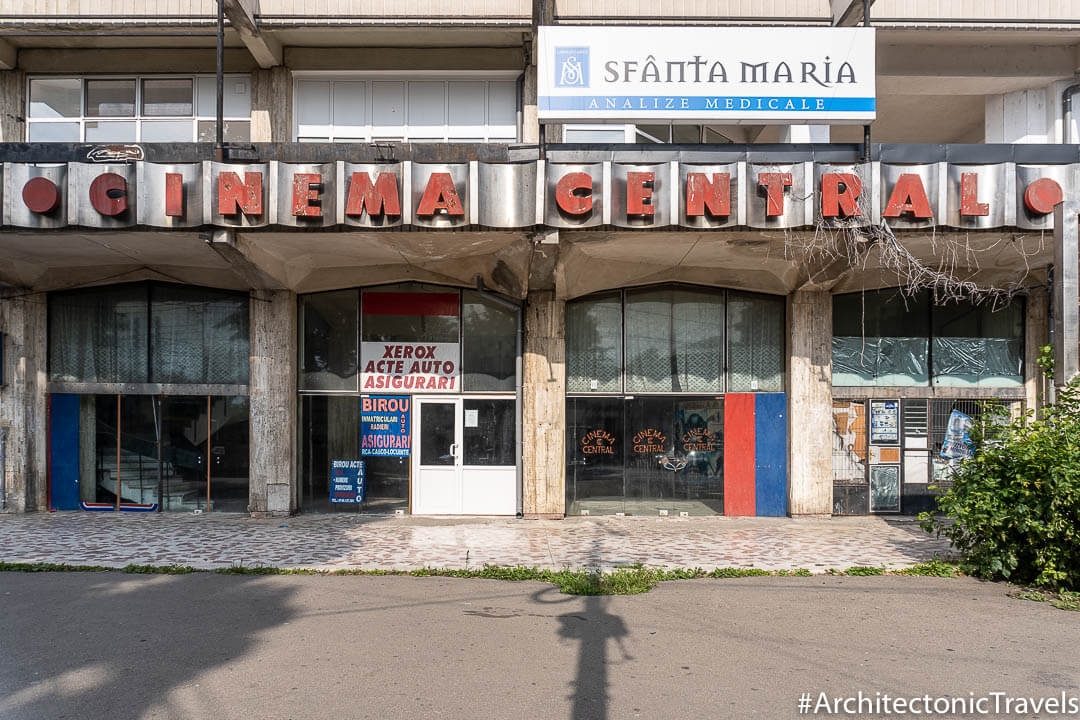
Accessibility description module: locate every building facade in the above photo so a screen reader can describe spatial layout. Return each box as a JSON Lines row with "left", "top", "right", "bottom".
{"left": 0, "top": 0, "right": 1076, "bottom": 518}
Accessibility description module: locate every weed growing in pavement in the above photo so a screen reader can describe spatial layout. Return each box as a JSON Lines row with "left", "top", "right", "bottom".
{"left": 0, "top": 560, "right": 968, "bottom": 596}
{"left": 1012, "top": 588, "right": 1080, "bottom": 612}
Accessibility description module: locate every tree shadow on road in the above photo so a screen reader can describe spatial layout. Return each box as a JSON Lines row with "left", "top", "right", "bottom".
{"left": 0, "top": 572, "right": 297, "bottom": 720}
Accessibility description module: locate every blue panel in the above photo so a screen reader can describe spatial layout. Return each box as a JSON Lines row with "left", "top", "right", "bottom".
{"left": 49, "top": 394, "right": 81, "bottom": 511}
{"left": 754, "top": 393, "right": 788, "bottom": 517}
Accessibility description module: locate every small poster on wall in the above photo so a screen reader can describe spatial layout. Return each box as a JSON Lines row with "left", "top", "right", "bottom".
{"left": 869, "top": 400, "right": 900, "bottom": 444}
{"left": 330, "top": 460, "right": 365, "bottom": 504}
{"left": 361, "top": 396, "right": 411, "bottom": 457}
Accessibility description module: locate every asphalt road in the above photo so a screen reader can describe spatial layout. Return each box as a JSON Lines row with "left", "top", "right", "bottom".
{"left": 1, "top": 573, "right": 1077, "bottom": 720}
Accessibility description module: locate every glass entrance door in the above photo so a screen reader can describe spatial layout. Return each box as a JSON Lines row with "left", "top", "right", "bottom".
{"left": 412, "top": 397, "right": 462, "bottom": 514}
{"left": 412, "top": 396, "right": 518, "bottom": 515}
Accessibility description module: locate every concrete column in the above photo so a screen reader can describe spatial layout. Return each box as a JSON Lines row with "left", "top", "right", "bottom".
{"left": 250, "top": 67, "right": 292, "bottom": 142}
{"left": 1024, "top": 289, "right": 1050, "bottom": 412}
{"left": 522, "top": 62, "right": 539, "bottom": 143}
{"left": 0, "top": 70, "right": 26, "bottom": 142}
{"left": 522, "top": 290, "right": 565, "bottom": 518}
{"left": 0, "top": 293, "right": 47, "bottom": 512}
{"left": 787, "top": 290, "right": 833, "bottom": 517}
{"left": 248, "top": 289, "right": 297, "bottom": 516}
{"left": 779, "top": 125, "right": 830, "bottom": 143}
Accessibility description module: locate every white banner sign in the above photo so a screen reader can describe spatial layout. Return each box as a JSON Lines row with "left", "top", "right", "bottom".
{"left": 538, "top": 25, "right": 876, "bottom": 124}
{"left": 361, "top": 342, "right": 460, "bottom": 393}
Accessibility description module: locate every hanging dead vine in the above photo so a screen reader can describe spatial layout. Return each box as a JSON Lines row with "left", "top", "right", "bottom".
{"left": 783, "top": 181, "right": 1046, "bottom": 309}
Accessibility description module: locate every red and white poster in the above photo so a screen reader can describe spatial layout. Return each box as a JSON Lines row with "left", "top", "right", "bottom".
{"left": 360, "top": 342, "right": 460, "bottom": 392}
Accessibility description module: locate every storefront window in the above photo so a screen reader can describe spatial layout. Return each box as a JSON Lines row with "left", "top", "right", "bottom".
{"left": 931, "top": 301, "right": 1023, "bottom": 387}
{"left": 298, "top": 283, "right": 520, "bottom": 513}
{"left": 832, "top": 290, "right": 1024, "bottom": 387}
{"left": 49, "top": 282, "right": 249, "bottom": 385}
{"left": 462, "top": 291, "right": 516, "bottom": 392}
{"left": 68, "top": 393, "right": 248, "bottom": 511}
{"left": 566, "top": 396, "right": 724, "bottom": 516}
{"left": 299, "top": 395, "right": 409, "bottom": 513}
{"left": 566, "top": 285, "right": 786, "bottom": 394}
{"left": 566, "top": 292, "right": 622, "bottom": 392}
{"left": 832, "top": 290, "right": 931, "bottom": 386}
{"left": 624, "top": 287, "right": 723, "bottom": 393}
{"left": 299, "top": 290, "right": 359, "bottom": 391}
{"left": 728, "top": 292, "right": 785, "bottom": 392}
{"left": 50, "top": 284, "right": 150, "bottom": 383}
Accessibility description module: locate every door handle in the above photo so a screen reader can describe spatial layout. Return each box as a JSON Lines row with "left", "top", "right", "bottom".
{"left": 449, "top": 443, "right": 458, "bottom": 459}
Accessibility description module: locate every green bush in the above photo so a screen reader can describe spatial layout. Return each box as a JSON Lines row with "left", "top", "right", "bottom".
{"left": 920, "top": 380, "right": 1080, "bottom": 590}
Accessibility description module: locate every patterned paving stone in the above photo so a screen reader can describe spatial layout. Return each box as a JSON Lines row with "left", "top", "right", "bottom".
{"left": 0, "top": 512, "right": 953, "bottom": 572}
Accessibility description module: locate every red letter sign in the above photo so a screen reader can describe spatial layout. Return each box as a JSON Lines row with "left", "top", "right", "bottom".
{"left": 292, "top": 173, "right": 322, "bottom": 217}
{"left": 758, "top": 172, "right": 792, "bottom": 216}
{"left": 165, "top": 173, "right": 184, "bottom": 217}
{"left": 22, "top": 177, "right": 59, "bottom": 214}
{"left": 218, "top": 171, "right": 263, "bottom": 216}
{"left": 416, "top": 172, "right": 464, "bottom": 216}
{"left": 626, "top": 171, "right": 655, "bottom": 216}
{"left": 685, "top": 173, "right": 730, "bottom": 217}
{"left": 89, "top": 173, "right": 128, "bottom": 216}
{"left": 1023, "top": 177, "right": 1063, "bottom": 216}
{"left": 555, "top": 172, "right": 593, "bottom": 215}
{"left": 959, "top": 172, "right": 989, "bottom": 216}
{"left": 883, "top": 173, "right": 933, "bottom": 218}
{"left": 345, "top": 172, "right": 401, "bottom": 217}
{"left": 821, "top": 173, "right": 862, "bottom": 217}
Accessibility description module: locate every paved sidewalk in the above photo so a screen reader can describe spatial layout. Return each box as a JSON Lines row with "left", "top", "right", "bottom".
{"left": 0, "top": 512, "right": 953, "bottom": 571}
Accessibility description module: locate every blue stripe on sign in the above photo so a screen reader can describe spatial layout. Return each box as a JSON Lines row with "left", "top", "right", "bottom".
{"left": 754, "top": 393, "right": 788, "bottom": 517}
{"left": 539, "top": 95, "right": 876, "bottom": 112}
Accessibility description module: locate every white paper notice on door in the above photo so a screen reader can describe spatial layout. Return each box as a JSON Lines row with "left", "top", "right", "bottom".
{"left": 464, "top": 409, "right": 479, "bottom": 427}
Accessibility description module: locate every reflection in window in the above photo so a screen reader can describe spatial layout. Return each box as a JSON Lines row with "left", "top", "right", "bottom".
{"left": 832, "top": 290, "right": 1024, "bottom": 387}
{"left": 299, "top": 290, "right": 359, "bottom": 391}
{"left": 462, "top": 291, "right": 516, "bottom": 392}
{"left": 832, "top": 290, "right": 931, "bottom": 386}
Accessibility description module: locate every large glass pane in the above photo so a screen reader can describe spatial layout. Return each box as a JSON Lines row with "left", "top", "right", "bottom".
{"left": 49, "top": 285, "right": 149, "bottom": 383}
{"left": 27, "top": 122, "right": 81, "bottom": 142}
{"left": 565, "top": 397, "right": 624, "bottom": 514}
{"left": 85, "top": 79, "right": 135, "bottom": 117}
{"left": 89, "top": 395, "right": 160, "bottom": 507}
{"left": 727, "top": 292, "right": 785, "bottom": 392}
{"left": 140, "top": 120, "right": 194, "bottom": 142}
{"left": 361, "top": 285, "right": 459, "bottom": 343}
{"left": 29, "top": 78, "right": 81, "bottom": 118}
{"left": 931, "top": 300, "right": 1023, "bottom": 387}
{"left": 462, "top": 290, "right": 516, "bottom": 392}
{"left": 92, "top": 394, "right": 119, "bottom": 505}
{"left": 832, "top": 289, "right": 930, "bottom": 386}
{"left": 419, "top": 402, "right": 456, "bottom": 466}
{"left": 300, "top": 290, "right": 358, "bottom": 391}
{"left": 463, "top": 399, "right": 515, "bottom": 466}
{"left": 142, "top": 78, "right": 193, "bottom": 117}
{"left": 196, "top": 75, "right": 251, "bottom": 118}
{"left": 566, "top": 292, "right": 622, "bottom": 392}
{"left": 209, "top": 396, "right": 249, "bottom": 512}
{"left": 625, "top": 287, "right": 723, "bottom": 393}
{"left": 151, "top": 285, "right": 249, "bottom": 385}
{"left": 298, "top": 395, "right": 408, "bottom": 513}
{"left": 161, "top": 396, "right": 208, "bottom": 512}
{"left": 84, "top": 121, "right": 137, "bottom": 142}
{"left": 624, "top": 397, "right": 723, "bottom": 515}
{"left": 118, "top": 395, "right": 159, "bottom": 506}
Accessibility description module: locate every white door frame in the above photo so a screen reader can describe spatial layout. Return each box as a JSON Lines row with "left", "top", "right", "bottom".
{"left": 412, "top": 396, "right": 463, "bottom": 515}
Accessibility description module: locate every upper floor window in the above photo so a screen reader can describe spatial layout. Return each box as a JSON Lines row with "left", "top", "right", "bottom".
{"left": 293, "top": 74, "right": 519, "bottom": 143}
{"left": 562, "top": 124, "right": 734, "bottom": 144}
{"left": 27, "top": 75, "right": 251, "bottom": 143}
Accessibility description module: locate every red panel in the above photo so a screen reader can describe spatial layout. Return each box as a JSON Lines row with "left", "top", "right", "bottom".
{"left": 362, "top": 292, "right": 459, "bottom": 317}
{"left": 723, "top": 393, "right": 756, "bottom": 516}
